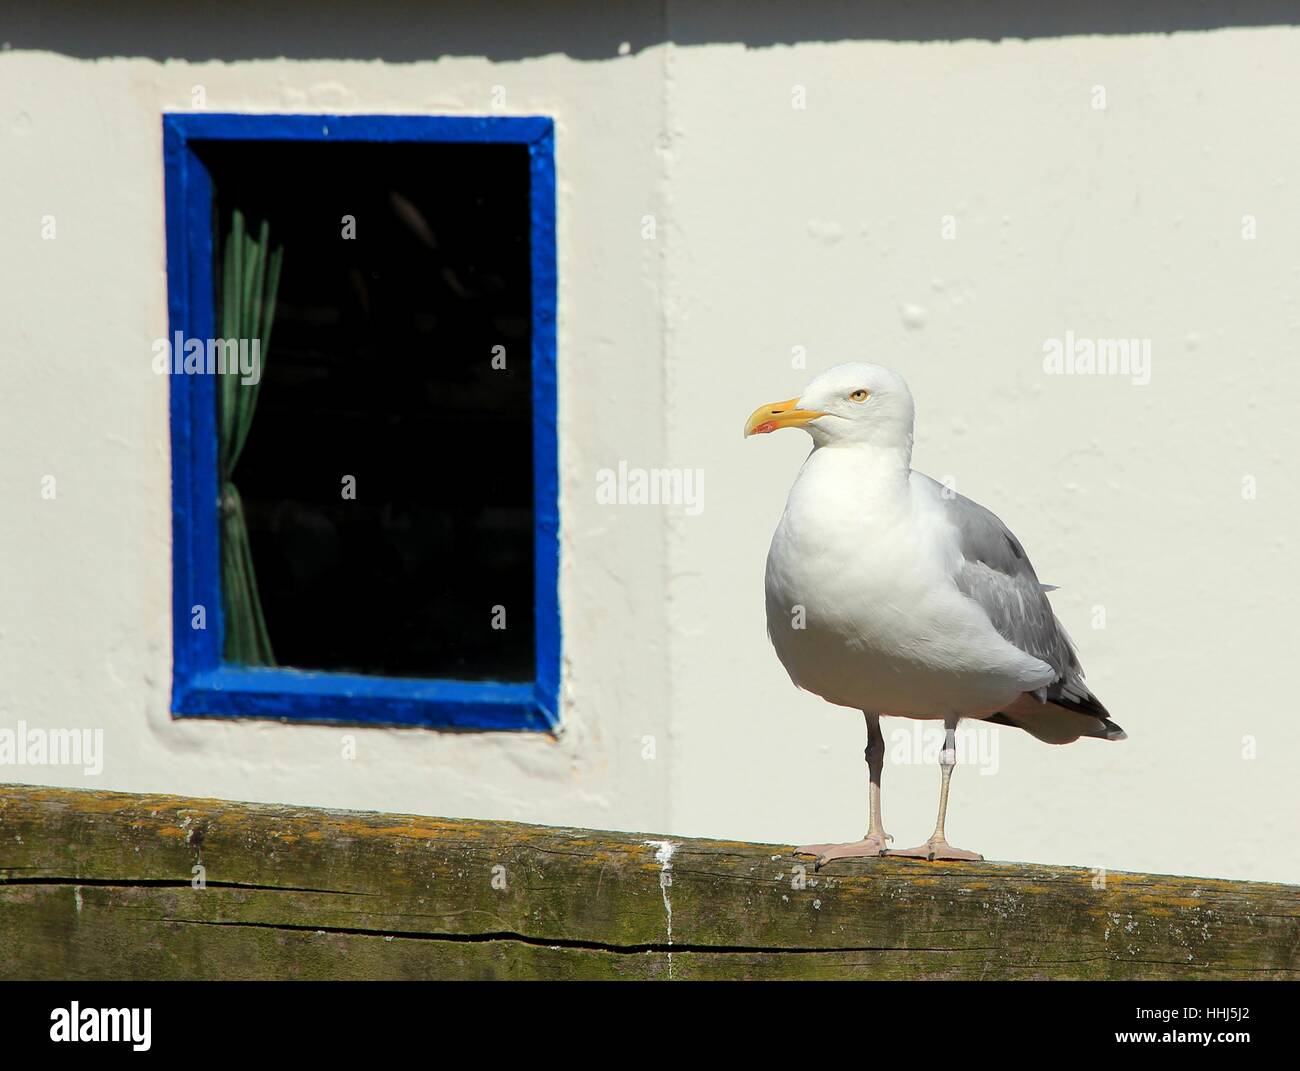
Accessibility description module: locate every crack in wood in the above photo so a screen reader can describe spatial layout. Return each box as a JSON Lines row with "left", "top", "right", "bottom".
{"left": 146, "top": 915, "right": 993, "bottom": 957}
{"left": 0, "top": 876, "right": 363, "bottom": 896}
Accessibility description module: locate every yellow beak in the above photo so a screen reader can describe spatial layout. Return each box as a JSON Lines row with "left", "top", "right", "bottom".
{"left": 744, "top": 397, "right": 827, "bottom": 438}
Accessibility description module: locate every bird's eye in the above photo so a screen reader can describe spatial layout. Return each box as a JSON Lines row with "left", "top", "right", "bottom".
{"left": 849, "top": 389, "right": 870, "bottom": 402}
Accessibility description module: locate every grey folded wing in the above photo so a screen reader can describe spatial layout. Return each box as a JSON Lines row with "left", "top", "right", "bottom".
{"left": 916, "top": 474, "right": 1113, "bottom": 726}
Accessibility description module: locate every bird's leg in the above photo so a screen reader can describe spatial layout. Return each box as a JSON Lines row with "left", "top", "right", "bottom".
{"left": 794, "top": 713, "right": 891, "bottom": 870}
{"left": 863, "top": 714, "right": 889, "bottom": 844}
{"left": 889, "top": 717, "right": 984, "bottom": 862}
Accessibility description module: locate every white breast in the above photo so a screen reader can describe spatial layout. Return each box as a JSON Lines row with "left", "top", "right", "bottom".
{"left": 763, "top": 447, "right": 1053, "bottom": 719}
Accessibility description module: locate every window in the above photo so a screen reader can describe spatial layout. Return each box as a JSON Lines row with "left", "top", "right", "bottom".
{"left": 164, "top": 114, "right": 558, "bottom": 731}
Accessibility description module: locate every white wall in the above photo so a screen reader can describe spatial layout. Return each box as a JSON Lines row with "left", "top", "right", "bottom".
{"left": 2, "top": 4, "right": 1296, "bottom": 884}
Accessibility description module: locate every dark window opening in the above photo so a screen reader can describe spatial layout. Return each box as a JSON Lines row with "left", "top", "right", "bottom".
{"left": 197, "top": 140, "right": 535, "bottom": 682}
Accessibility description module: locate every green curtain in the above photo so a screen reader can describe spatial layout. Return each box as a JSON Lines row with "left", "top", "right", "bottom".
{"left": 218, "top": 208, "right": 283, "bottom": 666}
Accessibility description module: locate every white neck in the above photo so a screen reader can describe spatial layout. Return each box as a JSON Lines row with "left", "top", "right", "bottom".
{"left": 807, "top": 435, "right": 913, "bottom": 486}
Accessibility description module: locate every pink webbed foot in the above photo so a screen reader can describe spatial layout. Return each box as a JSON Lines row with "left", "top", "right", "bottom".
{"left": 887, "top": 836, "right": 983, "bottom": 862}
{"left": 793, "top": 834, "right": 890, "bottom": 870}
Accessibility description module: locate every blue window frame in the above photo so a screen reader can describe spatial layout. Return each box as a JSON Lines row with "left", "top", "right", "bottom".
{"left": 164, "top": 113, "right": 559, "bottom": 732}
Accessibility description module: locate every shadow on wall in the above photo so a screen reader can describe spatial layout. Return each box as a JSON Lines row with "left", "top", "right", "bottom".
{"left": 6, "top": 0, "right": 1300, "bottom": 62}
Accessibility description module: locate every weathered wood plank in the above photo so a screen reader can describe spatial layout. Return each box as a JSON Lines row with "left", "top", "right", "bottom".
{"left": 1, "top": 784, "right": 1297, "bottom": 979}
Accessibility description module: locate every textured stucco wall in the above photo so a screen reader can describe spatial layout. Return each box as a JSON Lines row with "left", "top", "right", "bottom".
{"left": 663, "top": 21, "right": 1300, "bottom": 886}
{"left": 1, "top": 3, "right": 1296, "bottom": 884}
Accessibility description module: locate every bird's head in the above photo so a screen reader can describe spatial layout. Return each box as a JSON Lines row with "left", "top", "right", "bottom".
{"left": 744, "top": 363, "right": 915, "bottom": 449}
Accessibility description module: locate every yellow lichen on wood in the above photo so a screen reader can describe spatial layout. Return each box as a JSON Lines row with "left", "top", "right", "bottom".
{"left": 1, "top": 783, "right": 1297, "bottom": 981}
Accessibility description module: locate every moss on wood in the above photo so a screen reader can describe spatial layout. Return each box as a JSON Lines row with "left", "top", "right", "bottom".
{"left": 1, "top": 785, "right": 1296, "bottom": 980}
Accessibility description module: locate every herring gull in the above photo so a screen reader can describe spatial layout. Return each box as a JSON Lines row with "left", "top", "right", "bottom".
{"left": 745, "top": 363, "right": 1124, "bottom": 867}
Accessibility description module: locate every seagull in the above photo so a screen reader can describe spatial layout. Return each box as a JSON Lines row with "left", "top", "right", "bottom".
{"left": 745, "top": 363, "right": 1124, "bottom": 867}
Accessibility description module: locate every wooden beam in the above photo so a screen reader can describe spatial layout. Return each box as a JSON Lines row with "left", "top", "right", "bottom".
{"left": 1, "top": 784, "right": 1296, "bottom": 980}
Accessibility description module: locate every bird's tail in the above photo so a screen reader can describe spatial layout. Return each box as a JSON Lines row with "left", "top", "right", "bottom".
{"left": 985, "top": 689, "right": 1126, "bottom": 745}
